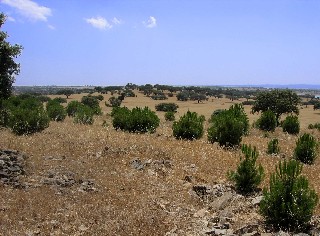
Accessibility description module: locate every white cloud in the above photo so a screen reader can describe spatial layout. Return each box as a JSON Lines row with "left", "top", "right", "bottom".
{"left": 85, "top": 16, "right": 112, "bottom": 30}
{"left": 2, "top": 0, "right": 52, "bottom": 22}
{"left": 48, "top": 24, "right": 55, "bottom": 30}
{"left": 7, "top": 16, "right": 16, "bottom": 22}
{"left": 144, "top": 16, "right": 157, "bottom": 28}
{"left": 112, "top": 17, "right": 122, "bottom": 25}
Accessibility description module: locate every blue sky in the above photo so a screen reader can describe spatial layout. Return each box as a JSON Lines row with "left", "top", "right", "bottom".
{"left": 1, "top": 0, "right": 320, "bottom": 86}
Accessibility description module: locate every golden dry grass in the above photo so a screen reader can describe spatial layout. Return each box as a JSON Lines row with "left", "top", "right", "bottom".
{"left": 0, "top": 90, "right": 320, "bottom": 235}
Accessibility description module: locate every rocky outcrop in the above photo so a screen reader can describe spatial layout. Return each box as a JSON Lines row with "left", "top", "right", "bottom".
{"left": 0, "top": 149, "right": 27, "bottom": 187}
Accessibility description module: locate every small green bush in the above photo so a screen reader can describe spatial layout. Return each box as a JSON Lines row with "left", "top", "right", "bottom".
{"left": 52, "top": 97, "right": 67, "bottom": 103}
{"left": 209, "top": 109, "right": 225, "bottom": 122}
{"left": 81, "top": 95, "right": 102, "bottom": 115}
{"left": 108, "top": 96, "right": 122, "bottom": 107}
{"left": 66, "top": 101, "right": 83, "bottom": 117}
{"left": 260, "top": 159, "right": 318, "bottom": 231}
{"left": 242, "top": 100, "right": 255, "bottom": 106}
{"left": 308, "top": 123, "right": 320, "bottom": 130}
{"left": 172, "top": 111, "right": 204, "bottom": 140}
{"left": 208, "top": 104, "right": 249, "bottom": 147}
{"left": 256, "top": 110, "right": 277, "bottom": 132}
{"left": 1, "top": 97, "right": 50, "bottom": 135}
{"left": 74, "top": 105, "right": 94, "bottom": 125}
{"left": 165, "top": 111, "right": 175, "bottom": 121}
{"left": 155, "top": 103, "right": 179, "bottom": 112}
{"left": 228, "top": 144, "right": 264, "bottom": 194}
{"left": 176, "top": 92, "right": 189, "bottom": 101}
{"left": 112, "top": 106, "right": 160, "bottom": 133}
{"left": 46, "top": 101, "right": 66, "bottom": 121}
{"left": 294, "top": 133, "right": 318, "bottom": 164}
{"left": 267, "top": 138, "right": 280, "bottom": 155}
{"left": 282, "top": 115, "right": 300, "bottom": 134}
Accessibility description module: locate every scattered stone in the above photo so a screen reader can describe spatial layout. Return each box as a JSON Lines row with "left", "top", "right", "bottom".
{"left": 234, "top": 224, "right": 259, "bottom": 235}
{"left": 194, "top": 208, "right": 208, "bottom": 218}
{"left": 209, "top": 191, "right": 234, "bottom": 211}
{"left": 251, "top": 196, "right": 263, "bottom": 206}
{"left": 0, "top": 149, "right": 27, "bottom": 186}
{"left": 184, "top": 175, "right": 193, "bottom": 183}
{"left": 78, "top": 224, "right": 89, "bottom": 231}
{"left": 131, "top": 159, "right": 145, "bottom": 170}
{"left": 274, "top": 231, "right": 290, "bottom": 236}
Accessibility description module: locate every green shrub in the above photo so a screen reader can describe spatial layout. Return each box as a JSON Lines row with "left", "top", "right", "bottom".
{"left": 228, "top": 144, "right": 264, "bottom": 194}
{"left": 0, "top": 97, "right": 50, "bottom": 135}
{"left": 176, "top": 92, "right": 189, "bottom": 101}
{"left": 46, "top": 101, "right": 66, "bottom": 121}
{"left": 294, "top": 133, "right": 318, "bottom": 164}
{"left": 81, "top": 95, "right": 102, "bottom": 115}
{"left": 52, "top": 97, "right": 67, "bottom": 103}
{"left": 308, "top": 123, "right": 320, "bottom": 130}
{"left": 208, "top": 104, "right": 249, "bottom": 147}
{"left": 172, "top": 111, "right": 204, "bottom": 140}
{"left": 260, "top": 159, "right": 318, "bottom": 231}
{"left": 242, "top": 100, "right": 255, "bottom": 106}
{"left": 282, "top": 115, "right": 300, "bottom": 134}
{"left": 108, "top": 96, "right": 122, "bottom": 107}
{"left": 155, "top": 103, "right": 179, "bottom": 112}
{"left": 165, "top": 111, "right": 175, "bottom": 121}
{"left": 66, "top": 101, "right": 83, "bottom": 117}
{"left": 209, "top": 109, "right": 225, "bottom": 122}
{"left": 74, "top": 105, "right": 94, "bottom": 125}
{"left": 256, "top": 110, "right": 277, "bottom": 132}
{"left": 267, "top": 138, "right": 280, "bottom": 155}
{"left": 112, "top": 106, "right": 160, "bottom": 133}
{"left": 151, "top": 94, "right": 167, "bottom": 100}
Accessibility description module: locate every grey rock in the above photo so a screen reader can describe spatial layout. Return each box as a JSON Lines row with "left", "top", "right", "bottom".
{"left": 234, "top": 224, "right": 259, "bottom": 235}
{"left": 251, "top": 196, "right": 263, "bottom": 206}
{"left": 209, "top": 191, "right": 234, "bottom": 211}
{"left": 131, "top": 159, "right": 145, "bottom": 170}
{"left": 275, "top": 231, "right": 290, "bottom": 236}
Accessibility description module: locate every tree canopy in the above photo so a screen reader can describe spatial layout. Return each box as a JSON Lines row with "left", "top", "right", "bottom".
{"left": 0, "top": 13, "right": 23, "bottom": 99}
{"left": 252, "top": 90, "right": 300, "bottom": 123}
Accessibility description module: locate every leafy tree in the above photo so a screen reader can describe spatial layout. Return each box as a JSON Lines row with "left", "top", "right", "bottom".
{"left": 252, "top": 90, "right": 300, "bottom": 124}
{"left": 56, "top": 89, "right": 73, "bottom": 99}
{"left": 314, "top": 102, "right": 320, "bottom": 110}
{"left": 260, "top": 160, "right": 318, "bottom": 231}
{"left": 0, "top": 13, "right": 23, "bottom": 99}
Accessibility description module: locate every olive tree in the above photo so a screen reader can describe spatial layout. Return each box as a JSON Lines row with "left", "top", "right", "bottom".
{"left": 252, "top": 90, "right": 300, "bottom": 124}
{"left": 0, "top": 13, "right": 23, "bottom": 99}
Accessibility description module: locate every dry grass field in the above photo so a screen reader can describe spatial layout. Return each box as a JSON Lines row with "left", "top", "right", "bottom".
{"left": 1, "top": 90, "right": 320, "bottom": 235}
